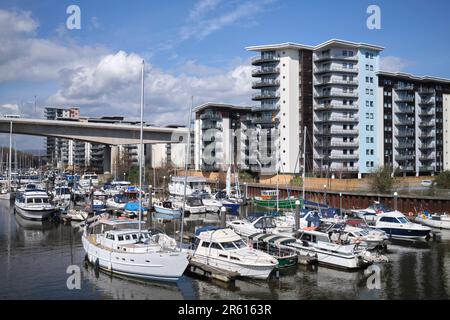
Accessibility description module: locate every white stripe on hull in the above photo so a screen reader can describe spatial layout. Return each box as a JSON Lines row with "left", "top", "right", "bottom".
{"left": 15, "top": 206, "right": 54, "bottom": 221}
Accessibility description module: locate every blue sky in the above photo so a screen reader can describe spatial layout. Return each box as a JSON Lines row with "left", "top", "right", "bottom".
{"left": 1, "top": 0, "right": 450, "bottom": 149}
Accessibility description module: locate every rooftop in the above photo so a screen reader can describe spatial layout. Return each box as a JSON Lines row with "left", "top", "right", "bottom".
{"left": 378, "top": 71, "right": 450, "bottom": 84}
{"left": 246, "top": 39, "right": 384, "bottom": 52}
{"left": 193, "top": 102, "right": 253, "bottom": 113}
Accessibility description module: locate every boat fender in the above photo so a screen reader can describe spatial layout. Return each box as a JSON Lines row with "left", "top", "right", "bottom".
{"left": 94, "top": 258, "right": 100, "bottom": 270}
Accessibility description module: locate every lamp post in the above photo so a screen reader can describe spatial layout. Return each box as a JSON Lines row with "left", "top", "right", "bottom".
{"left": 163, "top": 176, "right": 166, "bottom": 198}
{"left": 339, "top": 192, "right": 342, "bottom": 217}
{"left": 323, "top": 184, "right": 327, "bottom": 206}
{"left": 394, "top": 192, "right": 398, "bottom": 211}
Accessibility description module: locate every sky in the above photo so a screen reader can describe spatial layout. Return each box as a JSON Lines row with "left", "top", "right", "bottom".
{"left": 1, "top": 0, "right": 450, "bottom": 150}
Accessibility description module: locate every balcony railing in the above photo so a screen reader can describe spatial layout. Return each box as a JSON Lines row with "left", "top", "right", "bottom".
{"left": 200, "top": 112, "right": 222, "bottom": 120}
{"left": 314, "top": 103, "right": 358, "bottom": 111}
{"left": 252, "top": 79, "right": 280, "bottom": 89}
{"left": 395, "top": 84, "right": 414, "bottom": 91}
{"left": 418, "top": 87, "right": 435, "bottom": 95}
{"left": 396, "top": 154, "right": 415, "bottom": 160}
{"left": 395, "top": 106, "right": 415, "bottom": 114}
{"left": 316, "top": 141, "right": 358, "bottom": 148}
{"left": 419, "top": 132, "right": 434, "bottom": 139}
{"left": 252, "top": 67, "right": 280, "bottom": 77}
{"left": 397, "top": 130, "right": 415, "bottom": 137}
{"left": 395, "top": 142, "right": 415, "bottom": 149}
{"left": 395, "top": 95, "right": 415, "bottom": 102}
{"left": 252, "top": 92, "right": 280, "bottom": 101}
{"left": 419, "top": 142, "right": 435, "bottom": 149}
{"left": 315, "top": 128, "right": 359, "bottom": 135}
{"left": 419, "top": 99, "right": 435, "bottom": 106}
{"left": 419, "top": 120, "right": 435, "bottom": 127}
{"left": 419, "top": 109, "right": 434, "bottom": 116}
{"left": 314, "top": 116, "right": 359, "bottom": 123}
{"left": 314, "top": 66, "right": 359, "bottom": 74}
{"left": 315, "top": 79, "right": 359, "bottom": 86}
{"left": 251, "top": 55, "right": 280, "bottom": 65}
{"left": 327, "top": 154, "right": 359, "bottom": 160}
{"left": 314, "top": 54, "right": 358, "bottom": 62}
{"left": 419, "top": 166, "right": 435, "bottom": 171}
{"left": 252, "top": 116, "right": 277, "bottom": 124}
{"left": 314, "top": 91, "right": 358, "bottom": 99}
{"left": 395, "top": 118, "right": 415, "bottom": 125}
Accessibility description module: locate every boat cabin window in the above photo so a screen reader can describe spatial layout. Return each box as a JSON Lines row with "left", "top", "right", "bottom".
{"left": 221, "top": 242, "right": 237, "bottom": 250}
{"left": 132, "top": 234, "right": 138, "bottom": 240}
{"left": 125, "top": 235, "right": 131, "bottom": 240}
{"left": 210, "top": 243, "right": 222, "bottom": 250}
{"left": 106, "top": 234, "right": 115, "bottom": 240}
{"left": 202, "top": 241, "right": 210, "bottom": 248}
{"left": 254, "top": 218, "right": 276, "bottom": 229}
{"left": 26, "top": 198, "right": 33, "bottom": 203}
{"left": 379, "top": 217, "right": 399, "bottom": 223}
{"left": 233, "top": 240, "right": 246, "bottom": 249}
{"left": 397, "top": 217, "right": 409, "bottom": 224}
{"left": 301, "top": 234, "right": 312, "bottom": 242}
{"left": 118, "top": 235, "right": 124, "bottom": 241}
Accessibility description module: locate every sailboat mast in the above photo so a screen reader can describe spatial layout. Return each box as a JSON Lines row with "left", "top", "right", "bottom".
{"left": 180, "top": 96, "right": 194, "bottom": 251}
{"left": 8, "top": 121, "right": 12, "bottom": 191}
{"left": 138, "top": 60, "right": 145, "bottom": 238}
{"left": 302, "top": 126, "right": 307, "bottom": 206}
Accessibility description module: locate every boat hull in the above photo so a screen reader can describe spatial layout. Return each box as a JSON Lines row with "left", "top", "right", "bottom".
{"left": 254, "top": 198, "right": 298, "bottom": 210}
{"left": 376, "top": 227, "right": 430, "bottom": 240}
{"left": 82, "top": 236, "right": 188, "bottom": 282}
{"left": 415, "top": 216, "right": 450, "bottom": 230}
{"left": 190, "top": 254, "right": 274, "bottom": 280}
{"left": 154, "top": 206, "right": 181, "bottom": 220}
{"left": 14, "top": 205, "right": 54, "bottom": 221}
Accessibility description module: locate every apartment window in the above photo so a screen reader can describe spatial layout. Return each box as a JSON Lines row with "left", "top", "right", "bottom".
{"left": 343, "top": 149, "right": 348, "bottom": 155}
{"left": 366, "top": 150, "right": 370, "bottom": 155}
{"left": 349, "top": 63, "right": 354, "bottom": 69}
{"left": 366, "top": 125, "right": 370, "bottom": 131}
{"left": 370, "top": 125, "right": 374, "bottom": 131}
{"left": 343, "top": 63, "right": 347, "bottom": 69}
{"left": 365, "top": 52, "right": 369, "bottom": 59}
{"left": 343, "top": 50, "right": 348, "bottom": 56}
{"left": 370, "top": 65, "right": 374, "bottom": 71}
{"left": 365, "top": 64, "right": 369, "bottom": 71}
{"left": 366, "top": 101, "right": 370, "bottom": 107}
{"left": 366, "top": 113, "right": 370, "bottom": 119}
{"left": 370, "top": 101, "right": 374, "bottom": 107}
{"left": 350, "top": 150, "right": 354, "bottom": 155}
{"left": 366, "top": 76, "right": 370, "bottom": 83}
{"left": 366, "top": 88, "right": 370, "bottom": 95}
{"left": 366, "top": 137, "right": 370, "bottom": 143}
{"left": 349, "top": 100, "right": 354, "bottom": 105}
{"left": 343, "top": 100, "right": 348, "bottom": 105}
{"left": 370, "top": 77, "right": 374, "bottom": 83}
{"left": 349, "top": 51, "right": 354, "bottom": 57}
{"left": 343, "top": 75, "right": 347, "bottom": 81}
{"left": 370, "top": 113, "right": 374, "bottom": 119}
{"left": 350, "top": 162, "right": 354, "bottom": 167}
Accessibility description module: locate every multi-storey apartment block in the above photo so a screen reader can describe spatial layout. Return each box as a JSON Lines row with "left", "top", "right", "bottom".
{"left": 247, "top": 40, "right": 384, "bottom": 177}
{"left": 193, "top": 103, "right": 252, "bottom": 172}
{"left": 378, "top": 72, "right": 450, "bottom": 176}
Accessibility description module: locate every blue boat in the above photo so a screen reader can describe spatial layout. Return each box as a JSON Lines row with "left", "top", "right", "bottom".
{"left": 124, "top": 201, "right": 148, "bottom": 218}
{"left": 153, "top": 201, "right": 181, "bottom": 220}
{"left": 222, "top": 200, "right": 240, "bottom": 215}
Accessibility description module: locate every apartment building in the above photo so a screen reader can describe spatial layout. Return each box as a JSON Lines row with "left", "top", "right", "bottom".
{"left": 378, "top": 72, "right": 450, "bottom": 176}
{"left": 193, "top": 103, "right": 253, "bottom": 172}
{"left": 247, "top": 40, "right": 384, "bottom": 177}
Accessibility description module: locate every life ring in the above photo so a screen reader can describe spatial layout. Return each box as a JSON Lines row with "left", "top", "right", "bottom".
{"left": 408, "top": 211, "right": 414, "bottom": 217}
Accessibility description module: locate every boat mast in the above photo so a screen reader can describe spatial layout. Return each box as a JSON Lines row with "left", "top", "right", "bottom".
{"left": 302, "top": 126, "right": 307, "bottom": 208}
{"left": 8, "top": 121, "right": 12, "bottom": 192}
{"left": 138, "top": 60, "right": 145, "bottom": 239}
{"left": 276, "top": 133, "right": 280, "bottom": 212}
{"left": 180, "top": 96, "right": 194, "bottom": 251}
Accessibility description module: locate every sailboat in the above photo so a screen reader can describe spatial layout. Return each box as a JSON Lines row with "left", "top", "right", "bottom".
{"left": 213, "top": 166, "right": 240, "bottom": 215}
{"left": 82, "top": 60, "right": 188, "bottom": 281}
{"left": 0, "top": 121, "right": 15, "bottom": 200}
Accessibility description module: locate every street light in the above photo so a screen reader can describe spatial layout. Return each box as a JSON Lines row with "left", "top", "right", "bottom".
{"left": 323, "top": 184, "right": 327, "bottom": 206}
{"left": 339, "top": 192, "right": 342, "bottom": 217}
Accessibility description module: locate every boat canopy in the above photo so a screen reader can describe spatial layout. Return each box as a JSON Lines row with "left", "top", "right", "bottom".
{"left": 248, "top": 233, "right": 296, "bottom": 245}
{"left": 195, "top": 228, "right": 242, "bottom": 242}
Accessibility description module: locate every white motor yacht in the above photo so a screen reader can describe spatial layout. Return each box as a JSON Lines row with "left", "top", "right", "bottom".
{"left": 189, "top": 227, "right": 277, "bottom": 280}
{"left": 82, "top": 218, "right": 189, "bottom": 282}
{"left": 415, "top": 212, "right": 450, "bottom": 230}
{"left": 373, "top": 211, "right": 432, "bottom": 240}
{"left": 227, "top": 215, "right": 292, "bottom": 238}
{"left": 14, "top": 189, "right": 55, "bottom": 221}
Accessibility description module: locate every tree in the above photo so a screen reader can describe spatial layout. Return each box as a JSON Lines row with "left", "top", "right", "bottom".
{"left": 434, "top": 171, "right": 450, "bottom": 189}
{"left": 290, "top": 175, "right": 302, "bottom": 186}
{"left": 369, "top": 166, "right": 396, "bottom": 194}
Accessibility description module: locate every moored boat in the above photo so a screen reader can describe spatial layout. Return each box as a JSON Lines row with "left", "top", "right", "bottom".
{"left": 153, "top": 200, "right": 182, "bottom": 220}
{"left": 414, "top": 212, "right": 450, "bottom": 230}
{"left": 14, "top": 189, "right": 55, "bottom": 221}
{"left": 373, "top": 211, "right": 431, "bottom": 240}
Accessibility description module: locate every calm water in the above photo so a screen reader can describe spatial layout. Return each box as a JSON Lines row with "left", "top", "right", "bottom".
{"left": 1, "top": 200, "right": 450, "bottom": 300}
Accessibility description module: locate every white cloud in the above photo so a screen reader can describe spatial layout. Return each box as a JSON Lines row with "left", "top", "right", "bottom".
{"left": 188, "top": 0, "right": 221, "bottom": 20}
{"left": 0, "top": 9, "right": 108, "bottom": 83}
{"left": 0, "top": 103, "right": 20, "bottom": 113}
{"left": 380, "top": 56, "right": 413, "bottom": 72}
{"left": 48, "top": 51, "right": 253, "bottom": 125}
{"left": 180, "top": 0, "right": 272, "bottom": 41}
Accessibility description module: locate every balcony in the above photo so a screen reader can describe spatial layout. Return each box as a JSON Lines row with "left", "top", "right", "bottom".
{"left": 252, "top": 67, "right": 280, "bottom": 77}
{"left": 314, "top": 116, "right": 359, "bottom": 123}
{"left": 316, "top": 141, "right": 358, "bottom": 148}
{"left": 314, "top": 54, "right": 358, "bottom": 63}
{"left": 419, "top": 142, "right": 435, "bottom": 149}
{"left": 419, "top": 109, "right": 434, "bottom": 116}
{"left": 315, "top": 128, "right": 359, "bottom": 136}
{"left": 397, "top": 130, "right": 414, "bottom": 137}
{"left": 202, "top": 121, "right": 222, "bottom": 130}
{"left": 395, "top": 95, "right": 415, "bottom": 103}
{"left": 315, "top": 79, "right": 359, "bottom": 86}
{"left": 419, "top": 120, "right": 435, "bottom": 127}
{"left": 327, "top": 154, "right": 359, "bottom": 160}
{"left": 252, "top": 92, "right": 280, "bottom": 101}
{"left": 419, "top": 98, "right": 435, "bottom": 106}
{"left": 419, "top": 132, "right": 434, "bottom": 139}
{"left": 200, "top": 112, "right": 222, "bottom": 120}
{"left": 252, "top": 79, "right": 280, "bottom": 89}
{"left": 251, "top": 55, "right": 280, "bottom": 65}
{"left": 395, "top": 106, "right": 415, "bottom": 114}
{"left": 314, "top": 103, "right": 358, "bottom": 111}
{"left": 398, "top": 166, "right": 415, "bottom": 172}
{"left": 259, "top": 103, "right": 280, "bottom": 111}
{"left": 395, "top": 118, "right": 415, "bottom": 126}
{"left": 418, "top": 87, "right": 435, "bottom": 95}
{"left": 314, "top": 66, "right": 359, "bottom": 74}
{"left": 395, "top": 141, "right": 415, "bottom": 149}
{"left": 314, "top": 91, "right": 358, "bottom": 99}
{"left": 396, "top": 154, "right": 415, "bottom": 161}
{"left": 419, "top": 166, "right": 435, "bottom": 171}
{"left": 252, "top": 116, "right": 278, "bottom": 124}
{"left": 202, "top": 164, "right": 220, "bottom": 171}
{"left": 395, "top": 84, "right": 414, "bottom": 91}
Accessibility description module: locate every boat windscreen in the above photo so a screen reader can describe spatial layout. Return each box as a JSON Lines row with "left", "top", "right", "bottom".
{"left": 221, "top": 242, "right": 238, "bottom": 250}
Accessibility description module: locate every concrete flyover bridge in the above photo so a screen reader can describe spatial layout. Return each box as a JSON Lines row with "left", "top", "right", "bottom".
{"left": 0, "top": 117, "right": 189, "bottom": 172}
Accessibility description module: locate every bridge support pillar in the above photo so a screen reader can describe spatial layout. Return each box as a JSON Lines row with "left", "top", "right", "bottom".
{"left": 103, "top": 145, "right": 112, "bottom": 174}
